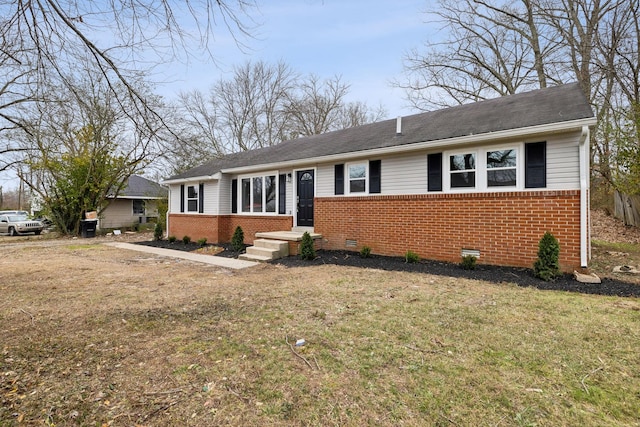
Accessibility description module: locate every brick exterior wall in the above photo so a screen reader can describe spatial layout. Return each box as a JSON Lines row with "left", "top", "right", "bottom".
{"left": 168, "top": 214, "right": 219, "bottom": 243}
{"left": 219, "top": 215, "right": 293, "bottom": 243}
{"left": 168, "top": 214, "right": 292, "bottom": 244}
{"left": 314, "top": 190, "right": 583, "bottom": 271}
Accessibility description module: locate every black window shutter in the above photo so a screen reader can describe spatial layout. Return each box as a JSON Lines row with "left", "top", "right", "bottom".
{"left": 335, "top": 164, "right": 344, "bottom": 195}
{"left": 369, "top": 160, "right": 381, "bottom": 194}
{"left": 198, "top": 183, "right": 204, "bottom": 213}
{"left": 525, "top": 142, "right": 547, "bottom": 188}
{"left": 180, "top": 184, "right": 185, "bottom": 213}
{"left": 278, "top": 174, "right": 286, "bottom": 214}
{"left": 428, "top": 153, "right": 443, "bottom": 191}
{"left": 231, "top": 179, "right": 238, "bottom": 213}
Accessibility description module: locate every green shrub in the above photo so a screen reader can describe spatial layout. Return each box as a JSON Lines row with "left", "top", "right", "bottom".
{"left": 231, "top": 226, "right": 244, "bottom": 252}
{"left": 154, "top": 222, "right": 163, "bottom": 241}
{"left": 197, "top": 237, "right": 207, "bottom": 247}
{"left": 168, "top": 235, "right": 177, "bottom": 243}
{"left": 460, "top": 254, "right": 477, "bottom": 270}
{"left": 533, "top": 231, "right": 560, "bottom": 281}
{"left": 300, "top": 231, "right": 316, "bottom": 260}
{"left": 360, "top": 246, "right": 372, "bottom": 258}
{"left": 405, "top": 250, "right": 419, "bottom": 263}
{"left": 182, "top": 235, "right": 191, "bottom": 245}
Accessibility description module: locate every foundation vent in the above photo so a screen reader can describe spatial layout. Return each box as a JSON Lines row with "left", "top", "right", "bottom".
{"left": 461, "top": 249, "right": 480, "bottom": 258}
{"left": 345, "top": 239, "right": 357, "bottom": 248}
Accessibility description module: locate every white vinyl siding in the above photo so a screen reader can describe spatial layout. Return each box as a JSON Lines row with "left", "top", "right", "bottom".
{"left": 284, "top": 171, "right": 294, "bottom": 215}
{"left": 315, "top": 164, "right": 335, "bottom": 197}
{"left": 218, "top": 175, "right": 231, "bottom": 215}
{"left": 203, "top": 181, "right": 218, "bottom": 214}
{"left": 378, "top": 153, "right": 428, "bottom": 195}
{"left": 169, "top": 184, "right": 182, "bottom": 213}
{"left": 169, "top": 181, "right": 218, "bottom": 214}
{"left": 546, "top": 132, "right": 580, "bottom": 189}
{"left": 315, "top": 130, "right": 580, "bottom": 197}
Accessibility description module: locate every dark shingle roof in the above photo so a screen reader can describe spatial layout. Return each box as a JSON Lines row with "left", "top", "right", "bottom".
{"left": 119, "top": 175, "right": 167, "bottom": 198}
{"left": 169, "top": 83, "right": 594, "bottom": 180}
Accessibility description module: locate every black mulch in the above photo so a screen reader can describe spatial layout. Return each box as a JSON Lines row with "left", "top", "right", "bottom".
{"left": 135, "top": 241, "right": 640, "bottom": 298}
{"left": 136, "top": 240, "right": 247, "bottom": 258}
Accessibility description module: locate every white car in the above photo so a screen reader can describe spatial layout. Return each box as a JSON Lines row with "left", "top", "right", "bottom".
{"left": 0, "top": 212, "right": 44, "bottom": 236}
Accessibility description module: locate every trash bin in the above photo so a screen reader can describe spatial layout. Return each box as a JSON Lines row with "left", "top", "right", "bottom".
{"left": 80, "top": 219, "right": 97, "bottom": 238}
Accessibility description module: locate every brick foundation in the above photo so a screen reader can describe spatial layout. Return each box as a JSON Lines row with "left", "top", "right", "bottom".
{"left": 168, "top": 214, "right": 293, "bottom": 244}
{"left": 315, "top": 190, "right": 584, "bottom": 271}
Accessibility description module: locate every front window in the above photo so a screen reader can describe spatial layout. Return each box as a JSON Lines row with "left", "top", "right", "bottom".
{"left": 487, "top": 149, "right": 517, "bottom": 187}
{"left": 348, "top": 163, "right": 366, "bottom": 193}
{"left": 239, "top": 174, "right": 278, "bottom": 214}
{"left": 241, "top": 179, "right": 251, "bottom": 212}
{"left": 187, "top": 185, "right": 198, "bottom": 212}
{"left": 450, "top": 153, "right": 476, "bottom": 188}
{"left": 265, "top": 175, "right": 276, "bottom": 212}
{"left": 132, "top": 199, "right": 145, "bottom": 215}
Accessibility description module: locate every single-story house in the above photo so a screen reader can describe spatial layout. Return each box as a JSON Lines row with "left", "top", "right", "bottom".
{"left": 100, "top": 175, "right": 167, "bottom": 229}
{"left": 163, "top": 83, "right": 596, "bottom": 271}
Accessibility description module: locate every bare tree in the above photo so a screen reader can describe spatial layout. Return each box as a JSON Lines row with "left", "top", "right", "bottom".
{"left": 169, "top": 62, "right": 386, "bottom": 173}
{"left": 401, "top": 0, "right": 640, "bottom": 200}
{"left": 0, "top": 0, "right": 258, "bottom": 173}
{"left": 399, "top": 0, "right": 560, "bottom": 110}
{"left": 284, "top": 74, "right": 351, "bottom": 136}
{"left": 15, "top": 69, "right": 165, "bottom": 233}
{"left": 214, "top": 60, "right": 298, "bottom": 151}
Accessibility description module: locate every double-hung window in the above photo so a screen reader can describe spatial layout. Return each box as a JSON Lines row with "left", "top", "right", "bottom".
{"left": 132, "top": 200, "right": 145, "bottom": 215}
{"left": 348, "top": 163, "right": 367, "bottom": 193}
{"left": 449, "top": 153, "right": 476, "bottom": 188}
{"left": 187, "top": 185, "right": 198, "bottom": 212}
{"left": 441, "top": 143, "right": 544, "bottom": 191}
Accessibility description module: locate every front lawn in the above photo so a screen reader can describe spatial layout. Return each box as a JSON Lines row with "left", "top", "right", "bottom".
{"left": 0, "top": 241, "right": 638, "bottom": 426}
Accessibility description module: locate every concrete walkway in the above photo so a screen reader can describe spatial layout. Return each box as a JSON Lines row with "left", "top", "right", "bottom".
{"left": 104, "top": 242, "right": 259, "bottom": 270}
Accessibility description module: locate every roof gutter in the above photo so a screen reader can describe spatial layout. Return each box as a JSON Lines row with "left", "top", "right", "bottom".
{"left": 222, "top": 117, "right": 597, "bottom": 174}
{"left": 162, "top": 172, "right": 222, "bottom": 185}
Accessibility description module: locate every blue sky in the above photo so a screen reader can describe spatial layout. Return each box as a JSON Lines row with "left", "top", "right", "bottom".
{"left": 1, "top": 1, "right": 434, "bottom": 189}
{"left": 155, "top": 0, "right": 433, "bottom": 118}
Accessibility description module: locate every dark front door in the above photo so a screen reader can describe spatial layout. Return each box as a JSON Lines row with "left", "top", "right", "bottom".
{"left": 297, "top": 169, "right": 314, "bottom": 227}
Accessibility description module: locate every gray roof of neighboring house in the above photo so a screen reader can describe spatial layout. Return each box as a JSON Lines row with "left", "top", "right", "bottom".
{"left": 118, "top": 175, "right": 167, "bottom": 198}
{"left": 168, "top": 83, "right": 594, "bottom": 181}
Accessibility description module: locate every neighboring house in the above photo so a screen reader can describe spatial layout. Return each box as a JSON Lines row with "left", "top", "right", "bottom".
{"left": 100, "top": 175, "right": 167, "bottom": 229}
{"left": 163, "top": 83, "right": 596, "bottom": 271}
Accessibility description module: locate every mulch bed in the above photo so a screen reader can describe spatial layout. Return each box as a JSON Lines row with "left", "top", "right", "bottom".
{"left": 135, "top": 239, "right": 247, "bottom": 258}
{"left": 136, "top": 240, "right": 640, "bottom": 298}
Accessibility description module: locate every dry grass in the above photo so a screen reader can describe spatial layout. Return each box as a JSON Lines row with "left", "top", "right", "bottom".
{"left": 1, "top": 240, "right": 639, "bottom": 426}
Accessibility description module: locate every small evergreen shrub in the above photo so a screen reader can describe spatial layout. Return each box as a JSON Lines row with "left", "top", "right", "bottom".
{"left": 154, "top": 222, "right": 163, "bottom": 241}
{"left": 533, "top": 231, "right": 560, "bottom": 281}
{"left": 405, "top": 250, "right": 419, "bottom": 263}
{"left": 360, "top": 246, "right": 372, "bottom": 258}
{"left": 231, "top": 226, "right": 244, "bottom": 252}
{"left": 197, "top": 237, "right": 207, "bottom": 247}
{"left": 460, "top": 254, "right": 477, "bottom": 270}
{"left": 168, "top": 235, "right": 177, "bottom": 243}
{"left": 299, "top": 231, "right": 316, "bottom": 260}
{"left": 182, "top": 235, "right": 191, "bottom": 245}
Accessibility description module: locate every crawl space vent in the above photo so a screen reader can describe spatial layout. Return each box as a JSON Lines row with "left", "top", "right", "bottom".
{"left": 461, "top": 249, "right": 480, "bottom": 258}
{"left": 345, "top": 239, "right": 357, "bottom": 248}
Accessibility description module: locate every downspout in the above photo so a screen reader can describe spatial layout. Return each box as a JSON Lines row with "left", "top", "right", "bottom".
{"left": 166, "top": 186, "right": 171, "bottom": 239}
{"left": 579, "top": 125, "right": 590, "bottom": 267}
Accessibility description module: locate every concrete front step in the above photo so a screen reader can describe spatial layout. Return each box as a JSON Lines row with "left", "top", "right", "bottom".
{"left": 238, "top": 253, "right": 273, "bottom": 262}
{"left": 238, "top": 238, "right": 289, "bottom": 262}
